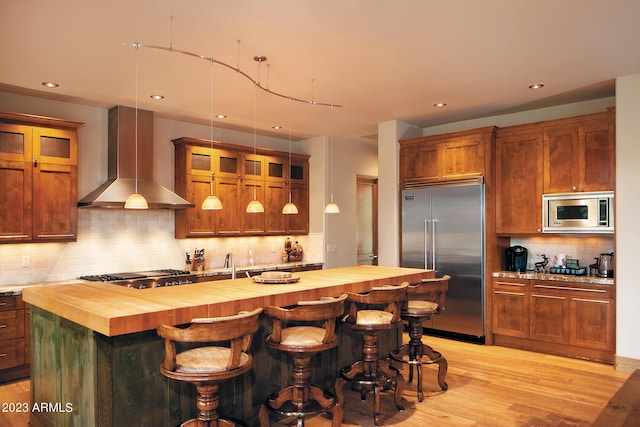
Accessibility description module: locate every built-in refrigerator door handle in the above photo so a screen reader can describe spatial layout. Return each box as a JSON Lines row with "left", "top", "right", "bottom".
{"left": 432, "top": 219, "right": 438, "bottom": 271}
{"left": 424, "top": 219, "right": 429, "bottom": 269}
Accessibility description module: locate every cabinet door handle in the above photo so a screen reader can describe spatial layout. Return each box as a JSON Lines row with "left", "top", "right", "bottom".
{"left": 495, "top": 281, "right": 525, "bottom": 287}
{"left": 572, "top": 298, "right": 609, "bottom": 304}
{"left": 0, "top": 302, "right": 7, "bottom": 306}
{"left": 494, "top": 290, "right": 525, "bottom": 296}
{"left": 0, "top": 353, "right": 6, "bottom": 358}
{"left": 532, "top": 294, "right": 565, "bottom": 300}
{"left": 0, "top": 324, "right": 7, "bottom": 328}
{"left": 34, "top": 156, "right": 39, "bottom": 166}
{"left": 534, "top": 284, "right": 606, "bottom": 293}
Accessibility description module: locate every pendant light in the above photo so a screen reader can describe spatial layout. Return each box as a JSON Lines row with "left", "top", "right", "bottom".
{"left": 124, "top": 43, "right": 149, "bottom": 210}
{"left": 282, "top": 97, "right": 298, "bottom": 215}
{"left": 246, "top": 56, "right": 265, "bottom": 213}
{"left": 324, "top": 104, "right": 340, "bottom": 213}
{"left": 202, "top": 58, "right": 222, "bottom": 210}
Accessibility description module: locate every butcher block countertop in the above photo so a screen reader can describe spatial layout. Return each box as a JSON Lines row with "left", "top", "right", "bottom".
{"left": 22, "top": 265, "right": 432, "bottom": 337}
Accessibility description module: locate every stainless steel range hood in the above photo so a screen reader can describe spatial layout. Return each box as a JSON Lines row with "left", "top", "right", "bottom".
{"left": 78, "top": 106, "right": 193, "bottom": 209}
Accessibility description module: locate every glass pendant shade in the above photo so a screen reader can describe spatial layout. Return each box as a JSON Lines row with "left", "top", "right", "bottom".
{"left": 124, "top": 192, "right": 148, "bottom": 209}
{"left": 324, "top": 193, "right": 340, "bottom": 213}
{"left": 202, "top": 195, "right": 222, "bottom": 210}
{"left": 282, "top": 201, "right": 299, "bottom": 214}
{"left": 324, "top": 202, "right": 340, "bottom": 214}
{"left": 246, "top": 199, "right": 265, "bottom": 213}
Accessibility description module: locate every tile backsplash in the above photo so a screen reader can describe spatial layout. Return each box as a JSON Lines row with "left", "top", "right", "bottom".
{"left": 510, "top": 235, "right": 614, "bottom": 272}
{"left": 0, "top": 209, "right": 323, "bottom": 286}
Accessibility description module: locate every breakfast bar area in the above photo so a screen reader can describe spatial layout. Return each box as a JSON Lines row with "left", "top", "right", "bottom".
{"left": 22, "top": 266, "right": 433, "bottom": 427}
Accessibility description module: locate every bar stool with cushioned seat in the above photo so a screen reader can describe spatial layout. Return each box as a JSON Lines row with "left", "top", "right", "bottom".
{"left": 259, "top": 294, "right": 348, "bottom": 427}
{"left": 334, "top": 283, "right": 408, "bottom": 426}
{"left": 157, "top": 307, "right": 262, "bottom": 427}
{"left": 389, "top": 275, "right": 450, "bottom": 402}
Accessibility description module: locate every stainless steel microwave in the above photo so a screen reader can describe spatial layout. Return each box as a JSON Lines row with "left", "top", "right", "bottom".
{"left": 543, "top": 191, "right": 614, "bottom": 233}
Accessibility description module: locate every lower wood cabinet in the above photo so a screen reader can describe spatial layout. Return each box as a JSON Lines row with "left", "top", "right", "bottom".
{"left": 491, "top": 277, "right": 615, "bottom": 363}
{"left": 492, "top": 278, "right": 529, "bottom": 338}
{"left": 0, "top": 295, "right": 30, "bottom": 383}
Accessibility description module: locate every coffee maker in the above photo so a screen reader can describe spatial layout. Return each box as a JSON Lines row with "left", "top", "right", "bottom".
{"left": 505, "top": 245, "right": 528, "bottom": 272}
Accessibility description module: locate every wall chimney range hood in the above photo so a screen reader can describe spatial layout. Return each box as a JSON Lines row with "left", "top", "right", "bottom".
{"left": 78, "top": 106, "right": 193, "bottom": 209}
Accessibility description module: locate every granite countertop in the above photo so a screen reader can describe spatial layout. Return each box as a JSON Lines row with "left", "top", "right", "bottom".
{"left": 492, "top": 270, "right": 614, "bottom": 285}
{"left": 0, "top": 261, "right": 324, "bottom": 297}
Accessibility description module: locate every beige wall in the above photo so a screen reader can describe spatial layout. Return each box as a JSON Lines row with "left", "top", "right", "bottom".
{"left": 323, "top": 137, "right": 378, "bottom": 268}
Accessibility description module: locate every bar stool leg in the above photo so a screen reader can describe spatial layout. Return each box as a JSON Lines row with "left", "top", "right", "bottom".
{"left": 390, "top": 318, "right": 448, "bottom": 402}
{"left": 335, "top": 334, "right": 404, "bottom": 426}
{"left": 260, "top": 354, "right": 342, "bottom": 427}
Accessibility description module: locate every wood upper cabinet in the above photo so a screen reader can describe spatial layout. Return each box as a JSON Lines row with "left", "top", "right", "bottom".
{"left": 495, "top": 127, "right": 544, "bottom": 235}
{"left": 286, "top": 182, "right": 309, "bottom": 234}
{"left": 0, "top": 114, "right": 80, "bottom": 243}
{"left": 400, "top": 126, "right": 496, "bottom": 186}
{"left": 543, "top": 111, "right": 615, "bottom": 193}
{"left": 495, "top": 109, "right": 615, "bottom": 235}
{"left": 173, "top": 137, "right": 309, "bottom": 237}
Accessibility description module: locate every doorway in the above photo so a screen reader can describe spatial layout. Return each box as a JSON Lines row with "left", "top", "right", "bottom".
{"left": 356, "top": 176, "right": 378, "bottom": 265}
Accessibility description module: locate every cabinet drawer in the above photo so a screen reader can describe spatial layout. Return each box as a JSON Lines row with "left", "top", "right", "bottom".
{"left": 0, "top": 339, "right": 25, "bottom": 370}
{"left": 493, "top": 278, "right": 529, "bottom": 292}
{"left": 0, "top": 310, "right": 25, "bottom": 340}
{"left": 0, "top": 295, "right": 23, "bottom": 312}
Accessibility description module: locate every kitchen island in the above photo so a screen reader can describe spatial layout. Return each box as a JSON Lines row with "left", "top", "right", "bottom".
{"left": 22, "top": 265, "right": 432, "bottom": 427}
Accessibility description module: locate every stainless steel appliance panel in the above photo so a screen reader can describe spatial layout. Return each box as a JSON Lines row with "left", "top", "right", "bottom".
{"left": 401, "top": 183, "right": 485, "bottom": 339}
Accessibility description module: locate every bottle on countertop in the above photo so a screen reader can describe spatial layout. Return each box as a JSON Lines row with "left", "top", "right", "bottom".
{"left": 283, "top": 237, "right": 293, "bottom": 263}
{"left": 289, "top": 240, "right": 303, "bottom": 262}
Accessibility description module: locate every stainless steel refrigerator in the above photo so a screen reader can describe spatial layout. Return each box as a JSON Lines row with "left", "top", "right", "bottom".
{"left": 401, "top": 182, "right": 485, "bottom": 342}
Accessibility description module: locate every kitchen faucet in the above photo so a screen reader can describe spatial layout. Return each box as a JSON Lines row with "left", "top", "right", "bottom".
{"left": 224, "top": 252, "right": 236, "bottom": 280}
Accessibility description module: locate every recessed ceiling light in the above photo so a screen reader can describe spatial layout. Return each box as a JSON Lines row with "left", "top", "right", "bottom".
{"left": 433, "top": 102, "right": 447, "bottom": 108}
{"left": 42, "top": 82, "right": 59, "bottom": 88}
{"left": 150, "top": 94, "right": 164, "bottom": 100}
{"left": 215, "top": 114, "right": 227, "bottom": 119}
{"left": 272, "top": 125, "right": 283, "bottom": 130}
{"left": 528, "top": 83, "right": 544, "bottom": 89}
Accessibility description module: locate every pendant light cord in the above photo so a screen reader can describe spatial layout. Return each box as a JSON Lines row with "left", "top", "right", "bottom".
{"left": 253, "top": 61, "right": 259, "bottom": 200}
{"left": 329, "top": 104, "right": 334, "bottom": 196}
{"left": 134, "top": 43, "right": 139, "bottom": 195}
{"left": 288, "top": 97, "right": 293, "bottom": 203}
{"left": 209, "top": 58, "right": 215, "bottom": 196}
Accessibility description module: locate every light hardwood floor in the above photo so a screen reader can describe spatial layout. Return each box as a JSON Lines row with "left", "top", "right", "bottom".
{"left": 0, "top": 336, "right": 630, "bottom": 426}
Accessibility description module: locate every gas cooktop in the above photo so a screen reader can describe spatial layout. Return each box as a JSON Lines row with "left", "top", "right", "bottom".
{"left": 78, "top": 269, "right": 197, "bottom": 289}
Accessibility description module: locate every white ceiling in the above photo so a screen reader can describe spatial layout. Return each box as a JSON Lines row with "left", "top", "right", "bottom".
{"left": 2, "top": 1, "right": 639, "bottom": 143}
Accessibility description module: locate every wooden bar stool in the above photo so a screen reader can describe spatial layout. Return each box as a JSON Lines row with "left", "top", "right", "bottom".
{"left": 389, "top": 275, "right": 450, "bottom": 402}
{"left": 334, "top": 283, "right": 408, "bottom": 426}
{"left": 157, "top": 307, "right": 262, "bottom": 427}
{"left": 259, "top": 294, "right": 348, "bottom": 427}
